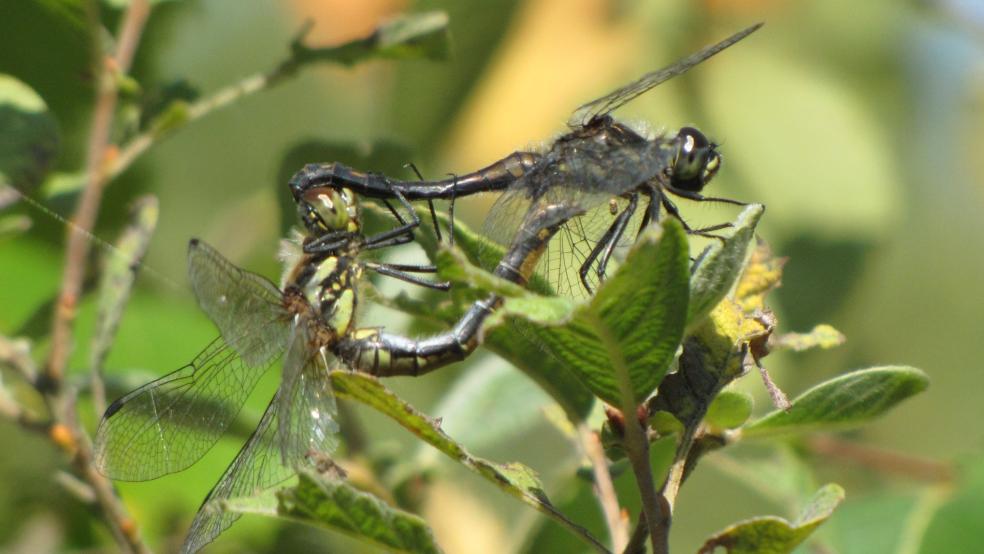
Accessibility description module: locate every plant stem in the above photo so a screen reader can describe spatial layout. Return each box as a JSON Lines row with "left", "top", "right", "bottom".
{"left": 589, "top": 314, "right": 664, "bottom": 553}
{"left": 579, "top": 424, "right": 628, "bottom": 552}
{"left": 43, "top": 1, "right": 152, "bottom": 552}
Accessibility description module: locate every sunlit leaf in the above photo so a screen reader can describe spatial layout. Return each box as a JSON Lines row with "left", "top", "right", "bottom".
{"left": 743, "top": 367, "right": 928, "bottom": 438}
{"left": 224, "top": 470, "right": 440, "bottom": 554}
{"left": 698, "top": 483, "right": 845, "bottom": 553}
{"left": 330, "top": 371, "right": 608, "bottom": 553}
{"left": 688, "top": 203, "right": 764, "bottom": 329}
{"left": 505, "top": 220, "right": 690, "bottom": 406}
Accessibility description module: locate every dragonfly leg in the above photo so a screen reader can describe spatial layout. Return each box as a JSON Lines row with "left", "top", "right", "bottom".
{"left": 446, "top": 173, "right": 457, "bottom": 248}
{"left": 304, "top": 231, "right": 354, "bottom": 254}
{"left": 661, "top": 195, "right": 731, "bottom": 242}
{"left": 404, "top": 162, "right": 445, "bottom": 245}
{"left": 364, "top": 262, "right": 450, "bottom": 291}
{"left": 578, "top": 193, "right": 639, "bottom": 294}
{"left": 666, "top": 186, "right": 747, "bottom": 207}
{"left": 366, "top": 188, "right": 420, "bottom": 248}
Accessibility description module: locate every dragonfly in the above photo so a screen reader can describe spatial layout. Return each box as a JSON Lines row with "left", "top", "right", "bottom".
{"left": 93, "top": 186, "right": 473, "bottom": 553}
{"left": 289, "top": 23, "right": 762, "bottom": 299}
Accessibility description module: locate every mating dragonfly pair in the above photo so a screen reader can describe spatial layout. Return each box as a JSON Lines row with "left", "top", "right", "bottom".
{"left": 94, "top": 23, "right": 762, "bottom": 553}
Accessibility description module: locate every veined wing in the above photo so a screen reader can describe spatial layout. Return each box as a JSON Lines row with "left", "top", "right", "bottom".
{"left": 181, "top": 322, "right": 339, "bottom": 554}
{"left": 481, "top": 137, "right": 675, "bottom": 298}
{"left": 188, "top": 238, "right": 289, "bottom": 366}
{"left": 570, "top": 23, "right": 763, "bottom": 126}
{"left": 95, "top": 241, "right": 288, "bottom": 481}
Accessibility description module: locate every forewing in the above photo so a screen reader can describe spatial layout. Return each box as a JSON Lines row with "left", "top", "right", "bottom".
{"left": 570, "top": 23, "right": 763, "bottom": 125}
{"left": 94, "top": 337, "right": 283, "bottom": 481}
{"left": 95, "top": 240, "right": 288, "bottom": 481}
{"left": 188, "top": 239, "right": 288, "bottom": 366}
{"left": 181, "top": 327, "right": 339, "bottom": 554}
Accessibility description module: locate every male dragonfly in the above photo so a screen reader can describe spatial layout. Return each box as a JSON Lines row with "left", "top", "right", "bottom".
{"left": 289, "top": 23, "right": 762, "bottom": 298}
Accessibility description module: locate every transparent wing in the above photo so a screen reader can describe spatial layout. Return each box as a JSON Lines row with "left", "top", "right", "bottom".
{"left": 188, "top": 239, "right": 289, "bottom": 366}
{"left": 277, "top": 320, "right": 340, "bottom": 465}
{"left": 94, "top": 338, "right": 284, "bottom": 481}
{"left": 570, "top": 23, "right": 763, "bottom": 126}
{"left": 480, "top": 136, "right": 673, "bottom": 298}
{"left": 94, "top": 240, "right": 288, "bottom": 481}
{"left": 181, "top": 323, "right": 339, "bottom": 554}
{"left": 537, "top": 197, "right": 647, "bottom": 301}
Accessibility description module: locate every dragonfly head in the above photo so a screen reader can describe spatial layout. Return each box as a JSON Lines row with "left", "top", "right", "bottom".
{"left": 297, "top": 186, "right": 361, "bottom": 236}
{"left": 669, "top": 127, "right": 721, "bottom": 192}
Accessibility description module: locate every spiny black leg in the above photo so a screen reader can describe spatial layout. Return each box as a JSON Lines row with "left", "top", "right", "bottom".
{"left": 363, "top": 234, "right": 415, "bottom": 251}
{"left": 447, "top": 174, "right": 457, "bottom": 248}
{"left": 374, "top": 262, "right": 438, "bottom": 273}
{"left": 595, "top": 193, "right": 639, "bottom": 284}
{"left": 404, "top": 162, "right": 444, "bottom": 244}
{"left": 304, "top": 231, "right": 351, "bottom": 254}
{"left": 688, "top": 223, "right": 733, "bottom": 243}
{"left": 661, "top": 195, "right": 731, "bottom": 243}
{"left": 578, "top": 193, "right": 638, "bottom": 294}
{"left": 638, "top": 185, "right": 661, "bottom": 236}
{"left": 364, "top": 186, "right": 422, "bottom": 247}
{"left": 666, "top": 186, "right": 747, "bottom": 207}
{"left": 365, "top": 262, "right": 450, "bottom": 291}
{"left": 381, "top": 198, "right": 407, "bottom": 225}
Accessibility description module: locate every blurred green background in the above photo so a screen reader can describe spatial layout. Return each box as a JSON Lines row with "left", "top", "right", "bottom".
{"left": 1, "top": 0, "right": 983, "bottom": 552}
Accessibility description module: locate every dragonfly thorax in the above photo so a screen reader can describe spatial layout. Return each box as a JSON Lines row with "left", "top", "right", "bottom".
{"left": 668, "top": 127, "right": 720, "bottom": 192}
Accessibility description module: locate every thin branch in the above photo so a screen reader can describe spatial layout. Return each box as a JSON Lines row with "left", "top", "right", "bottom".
{"left": 579, "top": 424, "right": 628, "bottom": 552}
{"left": 106, "top": 70, "right": 274, "bottom": 182}
{"left": 589, "top": 313, "right": 664, "bottom": 553}
{"left": 104, "top": 19, "right": 409, "bottom": 182}
{"left": 47, "top": 0, "right": 150, "bottom": 384}
{"left": 55, "top": 470, "right": 98, "bottom": 504}
{"left": 42, "top": 1, "right": 153, "bottom": 552}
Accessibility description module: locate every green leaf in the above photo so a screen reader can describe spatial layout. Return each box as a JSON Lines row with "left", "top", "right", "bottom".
{"left": 0, "top": 74, "right": 59, "bottom": 192}
{"left": 705, "top": 390, "right": 754, "bottom": 430}
{"left": 743, "top": 366, "right": 929, "bottom": 438}
{"left": 224, "top": 470, "right": 440, "bottom": 554}
{"left": 509, "top": 219, "right": 690, "bottom": 406}
{"left": 688, "top": 203, "right": 764, "bottom": 329}
{"left": 698, "top": 484, "right": 845, "bottom": 554}
{"left": 374, "top": 11, "right": 451, "bottom": 62}
{"left": 330, "top": 371, "right": 609, "bottom": 553}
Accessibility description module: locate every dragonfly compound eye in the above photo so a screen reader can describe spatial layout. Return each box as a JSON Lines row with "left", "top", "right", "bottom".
{"left": 670, "top": 127, "right": 720, "bottom": 192}
{"left": 300, "top": 187, "right": 353, "bottom": 233}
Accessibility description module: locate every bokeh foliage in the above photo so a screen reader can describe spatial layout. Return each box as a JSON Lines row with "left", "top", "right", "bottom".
{"left": 1, "top": 0, "right": 982, "bottom": 553}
